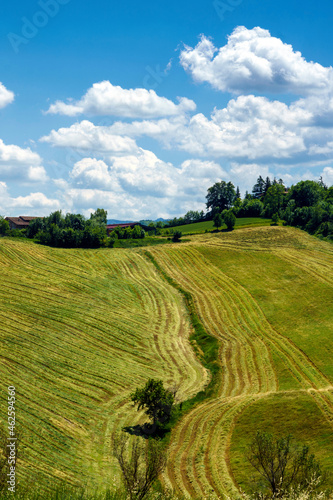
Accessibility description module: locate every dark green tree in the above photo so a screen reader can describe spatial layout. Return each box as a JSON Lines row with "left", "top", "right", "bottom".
{"left": 0, "top": 216, "right": 10, "bottom": 235}
{"left": 287, "top": 181, "right": 323, "bottom": 208}
{"left": 263, "top": 184, "right": 286, "bottom": 217}
{"left": 26, "top": 217, "right": 44, "bottom": 238}
{"left": 48, "top": 210, "right": 64, "bottom": 227}
{"left": 184, "top": 210, "right": 201, "bottom": 223}
{"left": 90, "top": 208, "right": 108, "bottom": 224}
{"left": 64, "top": 213, "right": 85, "bottom": 231}
{"left": 264, "top": 176, "right": 272, "bottom": 195}
{"left": 252, "top": 176, "right": 265, "bottom": 199}
{"left": 223, "top": 210, "right": 236, "bottom": 231}
{"left": 206, "top": 181, "right": 236, "bottom": 216}
{"left": 172, "top": 230, "right": 182, "bottom": 242}
{"left": 131, "top": 379, "right": 175, "bottom": 427}
{"left": 213, "top": 213, "right": 223, "bottom": 230}
{"left": 271, "top": 213, "right": 279, "bottom": 225}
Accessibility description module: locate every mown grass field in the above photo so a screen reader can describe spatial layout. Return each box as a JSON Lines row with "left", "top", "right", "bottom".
{"left": 0, "top": 226, "right": 332, "bottom": 498}
{"left": 164, "top": 217, "right": 273, "bottom": 234}
{"left": 0, "top": 238, "right": 207, "bottom": 492}
{"left": 148, "top": 227, "right": 333, "bottom": 497}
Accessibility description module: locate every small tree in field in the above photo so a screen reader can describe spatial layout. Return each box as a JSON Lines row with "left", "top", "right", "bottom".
{"left": 112, "top": 433, "right": 167, "bottom": 500}
{"left": 131, "top": 379, "right": 175, "bottom": 429}
{"left": 271, "top": 213, "right": 279, "bottom": 226}
{"left": 223, "top": 210, "right": 236, "bottom": 231}
{"left": 247, "top": 431, "right": 326, "bottom": 497}
{"left": 172, "top": 230, "right": 182, "bottom": 242}
{"left": 213, "top": 213, "right": 223, "bottom": 231}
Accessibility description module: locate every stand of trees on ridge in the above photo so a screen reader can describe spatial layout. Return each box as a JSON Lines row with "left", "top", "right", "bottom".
{"left": 166, "top": 175, "right": 333, "bottom": 241}
{"left": 0, "top": 175, "right": 332, "bottom": 246}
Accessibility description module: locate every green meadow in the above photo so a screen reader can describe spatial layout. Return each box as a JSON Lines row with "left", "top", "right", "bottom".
{"left": 164, "top": 217, "right": 273, "bottom": 234}
{"left": 0, "top": 225, "right": 332, "bottom": 498}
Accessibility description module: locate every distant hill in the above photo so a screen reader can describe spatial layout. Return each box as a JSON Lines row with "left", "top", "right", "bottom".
{"left": 107, "top": 219, "right": 134, "bottom": 224}
{"left": 107, "top": 218, "right": 170, "bottom": 225}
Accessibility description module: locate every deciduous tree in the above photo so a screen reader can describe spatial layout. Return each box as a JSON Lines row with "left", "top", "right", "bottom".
{"left": 206, "top": 181, "right": 236, "bottom": 216}
{"left": 247, "top": 431, "right": 325, "bottom": 497}
{"left": 112, "top": 433, "right": 167, "bottom": 500}
{"left": 131, "top": 379, "right": 175, "bottom": 428}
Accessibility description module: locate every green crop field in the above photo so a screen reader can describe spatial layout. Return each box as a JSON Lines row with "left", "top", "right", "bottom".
{"left": 165, "top": 217, "right": 273, "bottom": 234}
{"left": 0, "top": 226, "right": 332, "bottom": 498}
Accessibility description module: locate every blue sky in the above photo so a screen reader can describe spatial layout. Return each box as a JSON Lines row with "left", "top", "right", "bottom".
{"left": 1, "top": 0, "right": 333, "bottom": 219}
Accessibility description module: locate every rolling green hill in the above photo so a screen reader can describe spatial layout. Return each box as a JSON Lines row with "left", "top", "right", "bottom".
{"left": 0, "top": 226, "right": 332, "bottom": 497}
{"left": 164, "top": 217, "right": 273, "bottom": 234}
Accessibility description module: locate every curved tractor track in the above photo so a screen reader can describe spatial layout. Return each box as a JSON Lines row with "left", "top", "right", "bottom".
{"left": 0, "top": 239, "right": 207, "bottom": 489}
{"left": 148, "top": 230, "right": 333, "bottom": 498}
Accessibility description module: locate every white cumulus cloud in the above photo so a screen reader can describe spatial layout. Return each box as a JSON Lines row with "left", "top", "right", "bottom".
{"left": 40, "top": 120, "right": 138, "bottom": 153}
{"left": 46, "top": 81, "right": 196, "bottom": 118}
{"left": 0, "top": 83, "right": 14, "bottom": 109}
{"left": 180, "top": 27, "right": 333, "bottom": 95}
{"left": 108, "top": 95, "right": 308, "bottom": 159}
{"left": 64, "top": 150, "right": 228, "bottom": 218}
{"left": 0, "top": 139, "right": 48, "bottom": 182}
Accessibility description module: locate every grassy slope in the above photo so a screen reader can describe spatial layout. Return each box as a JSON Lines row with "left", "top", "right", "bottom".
{"left": 193, "top": 227, "right": 333, "bottom": 494}
{"left": 147, "top": 227, "right": 333, "bottom": 498}
{"left": 165, "top": 218, "right": 273, "bottom": 234}
{"left": 0, "top": 227, "right": 332, "bottom": 498}
{"left": 0, "top": 238, "right": 207, "bottom": 491}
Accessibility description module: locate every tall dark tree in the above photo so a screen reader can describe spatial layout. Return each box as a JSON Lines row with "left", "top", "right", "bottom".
{"left": 235, "top": 186, "right": 241, "bottom": 200}
{"left": 252, "top": 176, "right": 265, "bottom": 199}
{"left": 206, "top": 181, "right": 236, "bottom": 216}
{"left": 263, "top": 177, "right": 272, "bottom": 195}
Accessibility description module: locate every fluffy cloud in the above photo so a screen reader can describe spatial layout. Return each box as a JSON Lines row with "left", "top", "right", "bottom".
{"left": 43, "top": 94, "right": 333, "bottom": 166}
{"left": 180, "top": 27, "right": 333, "bottom": 95}
{"left": 0, "top": 182, "right": 60, "bottom": 215}
{"left": 9, "top": 192, "right": 60, "bottom": 209}
{"left": 0, "top": 139, "right": 48, "bottom": 182}
{"left": 0, "top": 83, "right": 14, "bottom": 109}
{"left": 108, "top": 95, "right": 308, "bottom": 159}
{"left": 40, "top": 120, "right": 138, "bottom": 153}
{"left": 64, "top": 151, "right": 228, "bottom": 218}
{"left": 46, "top": 81, "right": 196, "bottom": 118}
{"left": 321, "top": 166, "right": 333, "bottom": 185}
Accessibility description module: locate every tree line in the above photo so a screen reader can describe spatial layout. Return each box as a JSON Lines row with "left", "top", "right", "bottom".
{"left": 1, "top": 175, "right": 332, "bottom": 244}
{"left": 166, "top": 175, "right": 333, "bottom": 240}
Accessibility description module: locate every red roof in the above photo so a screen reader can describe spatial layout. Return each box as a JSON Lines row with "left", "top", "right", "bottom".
{"left": 106, "top": 223, "right": 138, "bottom": 229}
{"left": 5, "top": 216, "right": 42, "bottom": 227}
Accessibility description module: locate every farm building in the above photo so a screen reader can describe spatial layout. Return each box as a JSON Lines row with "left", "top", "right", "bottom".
{"left": 5, "top": 216, "right": 42, "bottom": 230}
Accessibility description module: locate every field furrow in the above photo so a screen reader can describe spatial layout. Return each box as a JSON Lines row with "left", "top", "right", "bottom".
{"left": 148, "top": 235, "right": 333, "bottom": 496}
{"left": 0, "top": 239, "right": 207, "bottom": 489}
